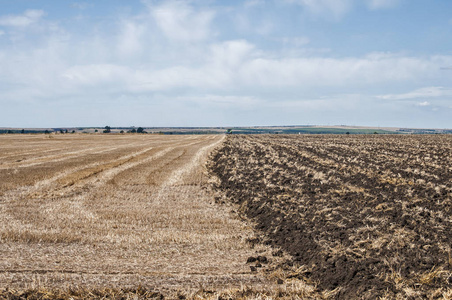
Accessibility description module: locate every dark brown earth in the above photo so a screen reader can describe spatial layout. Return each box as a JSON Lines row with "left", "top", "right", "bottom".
{"left": 208, "top": 134, "right": 452, "bottom": 299}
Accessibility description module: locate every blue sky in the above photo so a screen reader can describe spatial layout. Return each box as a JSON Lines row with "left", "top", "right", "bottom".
{"left": 0, "top": 0, "right": 451, "bottom": 128}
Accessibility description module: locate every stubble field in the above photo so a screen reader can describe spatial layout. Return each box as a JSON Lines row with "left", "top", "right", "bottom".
{"left": 2, "top": 133, "right": 452, "bottom": 299}
{"left": 1, "top": 134, "right": 314, "bottom": 299}
{"left": 209, "top": 134, "right": 452, "bottom": 299}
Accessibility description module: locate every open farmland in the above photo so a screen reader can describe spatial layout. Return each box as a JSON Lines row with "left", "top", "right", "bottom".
{"left": 209, "top": 134, "right": 452, "bottom": 299}
{"left": 0, "top": 134, "right": 319, "bottom": 299}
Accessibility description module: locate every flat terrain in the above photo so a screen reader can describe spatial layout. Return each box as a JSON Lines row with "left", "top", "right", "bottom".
{"left": 210, "top": 135, "right": 452, "bottom": 299}
{"left": 0, "top": 134, "right": 311, "bottom": 298}
{"left": 5, "top": 134, "right": 451, "bottom": 299}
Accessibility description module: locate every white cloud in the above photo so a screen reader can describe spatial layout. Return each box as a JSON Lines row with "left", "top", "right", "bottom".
{"left": 416, "top": 101, "right": 431, "bottom": 106}
{"left": 238, "top": 54, "right": 437, "bottom": 88}
{"left": 268, "top": 94, "right": 364, "bottom": 110}
{"left": 281, "top": 36, "right": 310, "bottom": 47}
{"left": 51, "top": 48, "right": 450, "bottom": 98}
{"left": 210, "top": 40, "right": 255, "bottom": 67}
{"left": 62, "top": 64, "right": 132, "bottom": 88}
{"left": 284, "top": 0, "right": 401, "bottom": 18}
{"left": 147, "top": 1, "right": 215, "bottom": 42}
{"left": 0, "top": 10, "right": 45, "bottom": 27}
{"left": 1, "top": 11, "right": 449, "bottom": 105}
{"left": 117, "top": 21, "right": 145, "bottom": 57}
{"left": 378, "top": 87, "right": 452, "bottom": 100}
{"left": 177, "top": 94, "right": 261, "bottom": 109}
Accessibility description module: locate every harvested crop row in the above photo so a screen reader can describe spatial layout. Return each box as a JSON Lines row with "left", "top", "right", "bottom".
{"left": 0, "top": 134, "right": 291, "bottom": 296}
{"left": 209, "top": 134, "right": 452, "bottom": 299}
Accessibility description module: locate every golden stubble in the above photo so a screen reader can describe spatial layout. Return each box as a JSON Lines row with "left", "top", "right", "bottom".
{"left": 0, "top": 134, "right": 300, "bottom": 296}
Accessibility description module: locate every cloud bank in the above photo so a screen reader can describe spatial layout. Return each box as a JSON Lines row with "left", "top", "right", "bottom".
{"left": 0, "top": 0, "right": 450, "bottom": 128}
{"left": 0, "top": 10, "right": 45, "bottom": 27}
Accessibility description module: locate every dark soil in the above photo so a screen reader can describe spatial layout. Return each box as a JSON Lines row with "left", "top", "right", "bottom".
{"left": 208, "top": 135, "right": 452, "bottom": 299}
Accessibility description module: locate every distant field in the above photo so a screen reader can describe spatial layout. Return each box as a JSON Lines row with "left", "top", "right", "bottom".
{"left": 210, "top": 134, "right": 452, "bottom": 299}
{"left": 0, "top": 135, "right": 318, "bottom": 299}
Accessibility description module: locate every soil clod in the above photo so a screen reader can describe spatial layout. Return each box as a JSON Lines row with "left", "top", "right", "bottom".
{"left": 247, "top": 256, "right": 257, "bottom": 263}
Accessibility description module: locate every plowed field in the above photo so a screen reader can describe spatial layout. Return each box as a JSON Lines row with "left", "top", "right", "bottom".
{"left": 1, "top": 134, "right": 313, "bottom": 299}
{"left": 209, "top": 134, "right": 452, "bottom": 299}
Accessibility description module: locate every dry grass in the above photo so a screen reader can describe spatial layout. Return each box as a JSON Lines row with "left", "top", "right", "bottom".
{"left": 0, "top": 134, "right": 315, "bottom": 297}
{"left": 0, "top": 283, "right": 322, "bottom": 300}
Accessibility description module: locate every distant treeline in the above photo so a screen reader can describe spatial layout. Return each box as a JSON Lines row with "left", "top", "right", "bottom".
{"left": 1, "top": 127, "right": 451, "bottom": 135}
{"left": 0, "top": 129, "right": 51, "bottom": 134}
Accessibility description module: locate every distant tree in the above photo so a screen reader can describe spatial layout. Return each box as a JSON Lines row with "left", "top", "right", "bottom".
{"left": 138, "top": 127, "right": 147, "bottom": 133}
{"left": 21, "top": 129, "right": 25, "bottom": 134}
{"left": 65, "top": 129, "right": 68, "bottom": 134}
{"left": 45, "top": 130, "right": 49, "bottom": 134}
{"left": 120, "top": 130, "right": 124, "bottom": 134}
{"left": 374, "top": 131, "right": 378, "bottom": 134}
{"left": 94, "top": 129, "right": 98, "bottom": 133}
{"left": 346, "top": 132, "right": 350, "bottom": 135}
{"left": 130, "top": 128, "right": 137, "bottom": 133}
{"left": 71, "top": 130, "right": 75, "bottom": 134}
{"left": 103, "top": 126, "right": 111, "bottom": 133}
{"left": 60, "top": 130, "right": 64, "bottom": 134}
{"left": 7, "top": 130, "right": 13, "bottom": 134}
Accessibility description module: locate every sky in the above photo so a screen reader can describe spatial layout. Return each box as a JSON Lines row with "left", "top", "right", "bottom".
{"left": 0, "top": 0, "right": 451, "bottom": 128}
